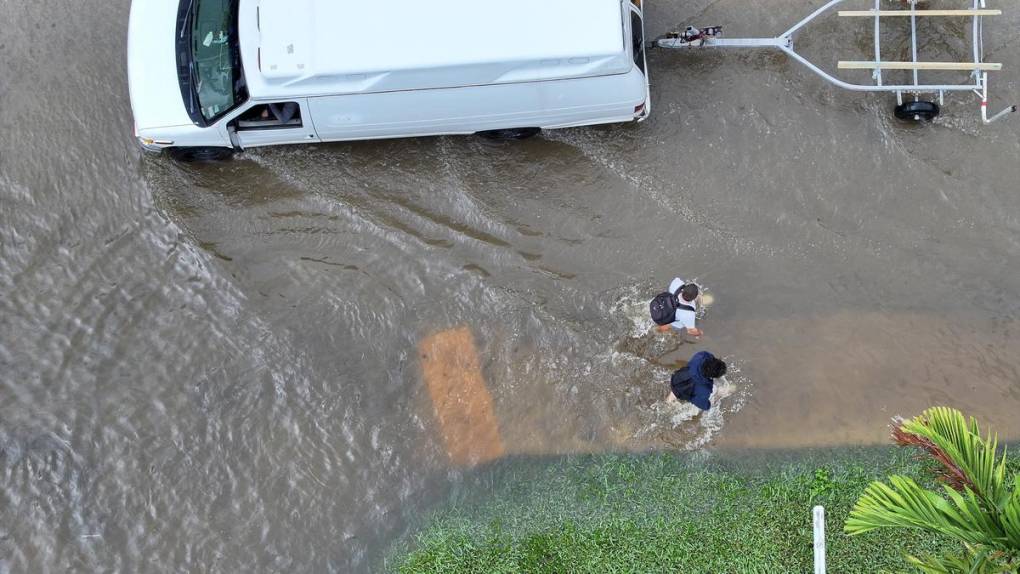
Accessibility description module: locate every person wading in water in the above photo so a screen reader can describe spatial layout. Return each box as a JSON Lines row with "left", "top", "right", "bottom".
{"left": 649, "top": 278, "right": 702, "bottom": 338}
{"left": 667, "top": 351, "right": 727, "bottom": 411}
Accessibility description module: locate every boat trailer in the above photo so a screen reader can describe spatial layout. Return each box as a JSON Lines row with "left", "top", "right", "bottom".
{"left": 654, "top": 0, "right": 1016, "bottom": 123}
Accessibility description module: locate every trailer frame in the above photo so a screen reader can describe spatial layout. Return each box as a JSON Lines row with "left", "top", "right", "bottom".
{"left": 654, "top": 0, "right": 1016, "bottom": 123}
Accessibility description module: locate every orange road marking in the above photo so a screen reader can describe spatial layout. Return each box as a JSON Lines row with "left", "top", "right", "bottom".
{"left": 419, "top": 326, "right": 505, "bottom": 466}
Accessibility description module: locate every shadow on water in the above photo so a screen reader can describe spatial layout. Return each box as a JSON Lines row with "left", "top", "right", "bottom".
{"left": 382, "top": 442, "right": 1020, "bottom": 571}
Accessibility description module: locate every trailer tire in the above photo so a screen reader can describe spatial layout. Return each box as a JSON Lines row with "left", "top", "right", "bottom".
{"left": 476, "top": 128, "right": 542, "bottom": 140}
{"left": 894, "top": 101, "right": 940, "bottom": 122}
{"left": 169, "top": 146, "right": 235, "bottom": 162}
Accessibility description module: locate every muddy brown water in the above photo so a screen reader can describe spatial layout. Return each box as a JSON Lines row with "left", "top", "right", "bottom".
{"left": 2, "top": 0, "right": 1020, "bottom": 571}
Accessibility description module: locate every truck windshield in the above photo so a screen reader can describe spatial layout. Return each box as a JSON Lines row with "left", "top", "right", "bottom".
{"left": 178, "top": 0, "right": 246, "bottom": 124}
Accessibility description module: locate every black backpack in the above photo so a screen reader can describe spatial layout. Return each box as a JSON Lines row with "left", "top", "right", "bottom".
{"left": 670, "top": 367, "right": 696, "bottom": 401}
{"left": 650, "top": 285, "right": 696, "bottom": 326}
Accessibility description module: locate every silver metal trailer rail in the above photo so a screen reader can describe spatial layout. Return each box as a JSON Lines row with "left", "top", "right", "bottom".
{"left": 655, "top": 0, "right": 1016, "bottom": 123}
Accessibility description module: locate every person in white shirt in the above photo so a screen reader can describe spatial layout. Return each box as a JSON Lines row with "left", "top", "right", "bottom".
{"left": 656, "top": 278, "right": 702, "bottom": 337}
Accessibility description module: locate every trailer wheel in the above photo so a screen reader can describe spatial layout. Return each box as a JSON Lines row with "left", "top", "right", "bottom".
{"left": 476, "top": 128, "right": 542, "bottom": 140}
{"left": 169, "top": 146, "right": 235, "bottom": 162}
{"left": 894, "top": 101, "right": 940, "bottom": 122}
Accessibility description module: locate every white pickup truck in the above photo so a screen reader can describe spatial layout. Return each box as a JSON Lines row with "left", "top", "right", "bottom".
{"left": 128, "top": 0, "right": 651, "bottom": 160}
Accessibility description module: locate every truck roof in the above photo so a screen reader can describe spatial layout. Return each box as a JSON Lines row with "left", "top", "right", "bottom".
{"left": 240, "top": 0, "right": 632, "bottom": 99}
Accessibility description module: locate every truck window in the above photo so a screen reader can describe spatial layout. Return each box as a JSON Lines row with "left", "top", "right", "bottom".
{"left": 180, "top": 0, "right": 247, "bottom": 125}
{"left": 235, "top": 103, "right": 303, "bottom": 130}
{"left": 631, "top": 12, "right": 646, "bottom": 74}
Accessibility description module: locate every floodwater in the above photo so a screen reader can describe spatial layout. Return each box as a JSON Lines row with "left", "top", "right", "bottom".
{"left": 2, "top": 0, "right": 1019, "bottom": 571}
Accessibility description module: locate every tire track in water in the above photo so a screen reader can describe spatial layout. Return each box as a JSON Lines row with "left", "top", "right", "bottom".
{"left": 245, "top": 145, "right": 582, "bottom": 288}
{"left": 544, "top": 128, "right": 783, "bottom": 260}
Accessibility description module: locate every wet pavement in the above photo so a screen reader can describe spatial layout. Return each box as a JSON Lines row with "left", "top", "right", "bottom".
{"left": 2, "top": 0, "right": 1019, "bottom": 571}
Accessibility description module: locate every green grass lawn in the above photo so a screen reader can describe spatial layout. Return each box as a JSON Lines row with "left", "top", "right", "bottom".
{"left": 388, "top": 448, "right": 966, "bottom": 573}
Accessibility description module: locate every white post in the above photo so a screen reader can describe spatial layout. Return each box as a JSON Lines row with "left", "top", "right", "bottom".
{"left": 813, "top": 505, "right": 827, "bottom": 574}
{"left": 873, "top": 0, "right": 883, "bottom": 86}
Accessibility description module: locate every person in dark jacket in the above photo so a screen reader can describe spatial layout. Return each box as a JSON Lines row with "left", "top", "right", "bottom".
{"left": 668, "top": 351, "right": 727, "bottom": 411}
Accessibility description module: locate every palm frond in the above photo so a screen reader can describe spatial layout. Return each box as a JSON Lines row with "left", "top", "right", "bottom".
{"left": 846, "top": 475, "right": 1003, "bottom": 547}
{"left": 905, "top": 552, "right": 959, "bottom": 574}
{"left": 1003, "top": 475, "right": 1020, "bottom": 548}
{"left": 893, "top": 416, "right": 969, "bottom": 492}
{"left": 895, "top": 407, "right": 1009, "bottom": 509}
{"left": 905, "top": 546, "right": 1012, "bottom": 574}
{"left": 942, "top": 486, "right": 1008, "bottom": 543}
{"left": 849, "top": 408, "right": 1020, "bottom": 573}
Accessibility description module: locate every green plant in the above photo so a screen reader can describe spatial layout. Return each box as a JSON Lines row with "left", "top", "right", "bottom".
{"left": 810, "top": 467, "right": 837, "bottom": 501}
{"left": 845, "top": 407, "right": 1020, "bottom": 573}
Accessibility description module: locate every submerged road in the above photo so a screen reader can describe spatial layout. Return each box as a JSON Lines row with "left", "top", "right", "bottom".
{"left": 2, "top": 0, "right": 1019, "bottom": 571}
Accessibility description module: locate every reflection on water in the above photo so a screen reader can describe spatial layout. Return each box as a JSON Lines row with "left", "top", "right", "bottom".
{"left": 3, "top": 0, "right": 1020, "bottom": 571}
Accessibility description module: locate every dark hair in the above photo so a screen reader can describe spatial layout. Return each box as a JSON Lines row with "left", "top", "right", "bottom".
{"left": 701, "top": 357, "right": 727, "bottom": 379}
{"left": 680, "top": 283, "right": 700, "bottom": 303}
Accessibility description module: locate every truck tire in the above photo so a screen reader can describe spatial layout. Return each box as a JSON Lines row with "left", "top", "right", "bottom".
{"left": 168, "top": 146, "right": 235, "bottom": 162}
{"left": 476, "top": 128, "right": 542, "bottom": 140}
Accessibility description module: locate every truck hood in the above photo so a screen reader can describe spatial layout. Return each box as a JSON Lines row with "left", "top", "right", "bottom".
{"left": 128, "top": 0, "right": 194, "bottom": 130}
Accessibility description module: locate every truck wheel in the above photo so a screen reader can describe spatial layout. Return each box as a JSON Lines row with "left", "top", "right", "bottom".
{"left": 168, "top": 147, "right": 235, "bottom": 162}
{"left": 476, "top": 128, "right": 541, "bottom": 140}
{"left": 894, "top": 101, "right": 940, "bottom": 122}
